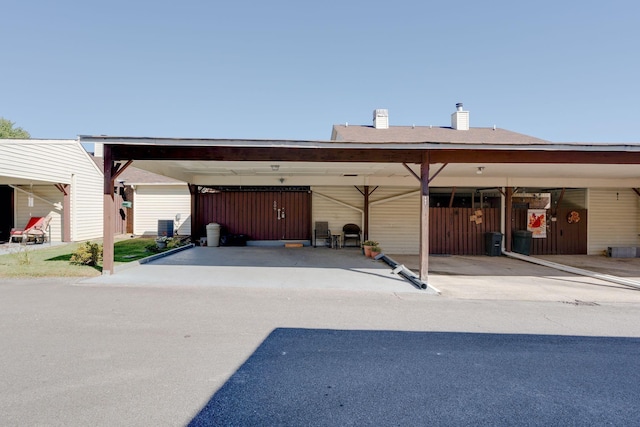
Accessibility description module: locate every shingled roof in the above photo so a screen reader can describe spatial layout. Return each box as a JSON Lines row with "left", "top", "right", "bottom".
{"left": 331, "top": 125, "right": 550, "bottom": 145}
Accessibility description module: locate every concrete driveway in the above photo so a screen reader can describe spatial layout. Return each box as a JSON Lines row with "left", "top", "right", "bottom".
{"left": 82, "top": 246, "right": 640, "bottom": 303}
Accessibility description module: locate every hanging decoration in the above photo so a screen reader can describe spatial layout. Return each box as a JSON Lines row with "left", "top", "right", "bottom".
{"left": 567, "top": 211, "right": 581, "bottom": 224}
{"left": 527, "top": 209, "right": 547, "bottom": 238}
{"left": 28, "top": 183, "right": 34, "bottom": 207}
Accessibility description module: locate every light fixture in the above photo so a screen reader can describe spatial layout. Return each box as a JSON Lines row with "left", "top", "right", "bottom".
{"left": 476, "top": 167, "right": 485, "bottom": 175}
{"left": 271, "top": 165, "right": 280, "bottom": 171}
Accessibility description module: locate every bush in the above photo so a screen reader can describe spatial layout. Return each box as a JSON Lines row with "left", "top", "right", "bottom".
{"left": 70, "top": 242, "right": 103, "bottom": 266}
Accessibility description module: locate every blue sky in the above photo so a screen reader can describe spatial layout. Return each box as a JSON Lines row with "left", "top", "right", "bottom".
{"left": 2, "top": 1, "right": 638, "bottom": 142}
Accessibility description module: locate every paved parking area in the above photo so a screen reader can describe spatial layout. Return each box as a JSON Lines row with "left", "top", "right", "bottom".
{"left": 3, "top": 247, "right": 640, "bottom": 426}
{"left": 82, "top": 246, "right": 640, "bottom": 303}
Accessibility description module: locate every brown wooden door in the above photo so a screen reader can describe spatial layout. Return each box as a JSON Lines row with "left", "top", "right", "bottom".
{"left": 430, "top": 208, "right": 501, "bottom": 255}
{"left": 198, "top": 189, "right": 311, "bottom": 240}
{"left": 513, "top": 208, "right": 587, "bottom": 254}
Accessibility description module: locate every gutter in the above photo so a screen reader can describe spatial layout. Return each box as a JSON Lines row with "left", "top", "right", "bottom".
{"left": 502, "top": 250, "right": 640, "bottom": 291}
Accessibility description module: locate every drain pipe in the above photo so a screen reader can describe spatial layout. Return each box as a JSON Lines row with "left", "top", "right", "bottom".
{"left": 502, "top": 250, "right": 640, "bottom": 291}
{"left": 375, "top": 253, "right": 432, "bottom": 291}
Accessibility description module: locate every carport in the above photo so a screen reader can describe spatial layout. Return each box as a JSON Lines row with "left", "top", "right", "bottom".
{"left": 81, "top": 135, "right": 640, "bottom": 282}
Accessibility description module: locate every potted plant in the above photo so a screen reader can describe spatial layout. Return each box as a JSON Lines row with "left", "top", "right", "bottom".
{"left": 362, "top": 240, "right": 378, "bottom": 257}
{"left": 370, "top": 245, "right": 382, "bottom": 258}
{"left": 156, "top": 236, "right": 169, "bottom": 249}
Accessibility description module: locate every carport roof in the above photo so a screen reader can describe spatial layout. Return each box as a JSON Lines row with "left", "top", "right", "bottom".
{"left": 80, "top": 133, "right": 640, "bottom": 152}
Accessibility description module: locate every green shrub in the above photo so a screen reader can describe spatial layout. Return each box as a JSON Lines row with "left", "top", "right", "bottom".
{"left": 70, "top": 242, "right": 103, "bottom": 266}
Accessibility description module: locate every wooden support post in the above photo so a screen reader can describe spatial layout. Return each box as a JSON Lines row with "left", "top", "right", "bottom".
{"left": 61, "top": 184, "right": 71, "bottom": 242}
{"left": 189, "top": 184, "right": 199, "bottom": 242}
{"left": 505, "top": 187, "right": 513, "bottom": 252}
{"left": 55, "top": 183, "right": 71, "bottom": 242}
{"left": 419, "top": 153, "right": 430, "bottom": 281}
{"left": 103, "top": 146, "right": 115, "bottom": 275}
{"left": 364, "top": 185, "right": 369, "bottom": 241}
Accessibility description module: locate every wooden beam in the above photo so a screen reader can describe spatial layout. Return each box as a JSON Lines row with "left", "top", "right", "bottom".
{"left": 429, "top": 149, "right": 640, "bottom": 165}
{"left": 103, "top": 146, "right": 115, "bottom": 275}
{"left": 429, "top": 163, "right": 448, "bottom": 181}
{"left": 107, "top": 144, "right": 640, "bottom": 165}
{"left": 553, "top": 188, "right": 566, "bottom": 216}
{"left": 402, "top": 163, "right": 420, "bottom": 181}
{"left": 111, "top": 160, "right": 133, "bottom": 183}
{"left": 110, "top": 145, "right": 421, "bottom": 163}
{"left": 448, "top": 187, "right": 456, "bottom": 208}
{"left": 419, "top": 152, "right": 430, "bottom": 281}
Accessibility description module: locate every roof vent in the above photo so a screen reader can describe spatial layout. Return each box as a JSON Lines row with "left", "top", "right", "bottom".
{"left": 373, "top": 109, "right": 389, "bottom": 129}
{"left": 451, "top": 103, "right": 469, "bottom": 130}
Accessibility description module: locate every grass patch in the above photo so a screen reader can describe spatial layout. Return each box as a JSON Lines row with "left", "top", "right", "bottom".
{"left": 0, "top": 237, "right": 179, "bottom": 278}
{"left": 0, "top": 243, "right": 98, "bottom": 278}
{"left": 114, "top": 238, "right": 157, "bottom": 262}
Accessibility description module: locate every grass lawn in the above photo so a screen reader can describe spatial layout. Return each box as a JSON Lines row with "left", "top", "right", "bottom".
{"left": 0, "top": 238, "right": 164, "bottom": 278}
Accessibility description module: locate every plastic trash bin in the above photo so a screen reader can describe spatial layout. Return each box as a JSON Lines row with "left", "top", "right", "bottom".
{"left": 484, "top": 232, "right": 503, "bottom": 256}
{"left": 206, "top": 223, "right": 221, "bottom": 247}
{"left": 512, "top": 230, "right": 533, "bottom": 255}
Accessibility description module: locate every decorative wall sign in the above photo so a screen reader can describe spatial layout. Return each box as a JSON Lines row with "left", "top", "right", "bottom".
{"left": 527, "top": 209, "right": 547, "bottom": 238}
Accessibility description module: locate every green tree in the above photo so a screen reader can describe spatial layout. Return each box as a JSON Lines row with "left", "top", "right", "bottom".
{"left": 0, "top": 117, "right": 30, "bottom": 138}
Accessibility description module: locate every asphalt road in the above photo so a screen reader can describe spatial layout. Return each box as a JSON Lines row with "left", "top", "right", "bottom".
{"left": 2, "top": 277, "right": 640, "bottom": 426}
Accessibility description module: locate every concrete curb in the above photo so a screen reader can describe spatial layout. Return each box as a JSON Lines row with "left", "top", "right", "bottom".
{"left": 114, "top": 243, "right": 195, "bottom": 273}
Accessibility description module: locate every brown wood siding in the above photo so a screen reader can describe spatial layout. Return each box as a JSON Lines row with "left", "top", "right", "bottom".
{"left": 197, "top": 190, "right": 311, "bottom": 240}
{"left": 429, "top": 208, "right": 501, "bottom": 255}
{"left": 513, "top": 208, "right": 587, "bottom": 254}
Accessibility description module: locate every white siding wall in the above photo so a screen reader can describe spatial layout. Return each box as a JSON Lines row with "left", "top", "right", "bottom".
{"left": 559, "top": 189, "right": 586, "bottom": 209}
{"left": 311, "top": 187, "right": 363, "bottom": 244}
{"left": 14, "top": 187, "right": 62, "bottom": 241}
{"left": 588, "top": 188, "right": 640, "bottom": 254}
{"left": 4, "top": 140, "right": 104, "bottom": 242}
{"left": 72, "top": 166, "right": 104, "bottom": 241}
{"left": 311, "top": 186, "right": 421, "bottom": 253}
{"left": 370, "top": 187, "right": 420, "bottom": 254}
{"left": 133, "top": 185, "right": 191, "bottom": 236}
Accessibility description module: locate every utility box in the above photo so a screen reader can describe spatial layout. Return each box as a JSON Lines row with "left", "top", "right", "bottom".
{"left": 157, "top": 220, "right": 174, "bottom": 237}
{"left": 512, "top": 230, "right": 533, "bottom": 256}
{"left": 484, "top": 232, "right": 503, "bottom": 256}
{"left": 607, "top": 247, "right": 636, "bottom": 258}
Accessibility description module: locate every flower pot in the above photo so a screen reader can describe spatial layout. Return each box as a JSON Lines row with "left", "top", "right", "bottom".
{"left": 370, "top": 251, "right": 381, "bottom": 258}
{"left": 363, "top": 245, "right": 373, "bottom": 257}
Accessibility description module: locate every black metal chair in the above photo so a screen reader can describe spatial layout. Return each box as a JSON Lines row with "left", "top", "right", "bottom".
{"left": 342, "top": 223, "right": 361, "bottom": 248}
{"left": 314, "top": 221, "right": 332, "bottom": 247}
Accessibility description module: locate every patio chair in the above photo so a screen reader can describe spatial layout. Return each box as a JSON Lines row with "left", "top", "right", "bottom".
{"left": 9, "top": 216, "right": 44, "bottom": 243}
{"left": 342, "top": 223, "right": 361, "bottom": 248}
{"left": 24, "top": 215, "right": 52, "bottom": 244}
{"left": 314, "top": 221, "right": 332, "bottom": 248}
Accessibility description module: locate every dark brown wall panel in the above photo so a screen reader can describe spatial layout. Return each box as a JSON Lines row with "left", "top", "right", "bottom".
{"left": 197, "top": 190, "right": 311, "bottom": 241}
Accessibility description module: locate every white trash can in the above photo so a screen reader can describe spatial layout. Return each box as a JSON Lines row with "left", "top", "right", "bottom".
{"left": 206, "top": 223, "right": 221, "bottom": 247}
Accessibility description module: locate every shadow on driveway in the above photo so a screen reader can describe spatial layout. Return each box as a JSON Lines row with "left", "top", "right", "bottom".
{"left": 189, "top": 328, "right": 640, "bottom": 426}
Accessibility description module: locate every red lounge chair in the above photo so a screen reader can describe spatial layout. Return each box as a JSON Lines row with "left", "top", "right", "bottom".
{"left": 25, "top": 215, "right": 52, "bottom": 244}
{"left": 9, "top": 216, "right": 44, "bottom": 242}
